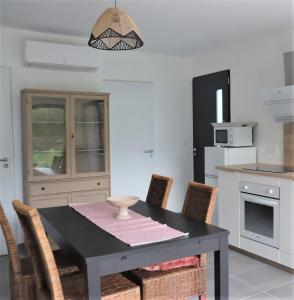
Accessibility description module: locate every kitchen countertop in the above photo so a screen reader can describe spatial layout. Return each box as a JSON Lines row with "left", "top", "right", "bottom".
{"left": 216, "top": 163, "right": 294, "bottom": 180}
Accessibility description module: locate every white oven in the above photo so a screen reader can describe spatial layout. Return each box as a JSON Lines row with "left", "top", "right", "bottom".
{"left": 240, "top": 181, "right": 280, "bottom": 249}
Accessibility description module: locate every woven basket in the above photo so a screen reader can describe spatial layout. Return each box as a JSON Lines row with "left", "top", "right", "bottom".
{"left": 102, "top": 273, "right": 141, "bottom": 300}
{"left": 126, "top": 266, "right": 206, "bottom": 300}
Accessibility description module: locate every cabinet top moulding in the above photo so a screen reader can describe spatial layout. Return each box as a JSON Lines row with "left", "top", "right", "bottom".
{"left": 21, "top": 89, "right": 110, "bottom": 97}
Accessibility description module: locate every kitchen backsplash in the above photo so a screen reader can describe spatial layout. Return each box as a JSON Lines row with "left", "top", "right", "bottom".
{"left": 284, "top": 122, "right": 294, "bottom": 167}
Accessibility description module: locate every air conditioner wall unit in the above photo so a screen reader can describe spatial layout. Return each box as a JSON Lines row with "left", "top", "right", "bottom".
{"left": 24, "top": 40, "right": 100, "bottom": 72}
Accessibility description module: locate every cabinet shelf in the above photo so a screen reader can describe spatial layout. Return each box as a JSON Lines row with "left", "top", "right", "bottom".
{"left": 75, "top": 121, "right": 103, "bottom": 124}
{"left": 76, "top": 148, "right": 104, "bottom": 152}
{"left": 32, "top": 122, "right": 64, "bottom": 124}
{"left": 33, "top": 150, "right": 64, "bottom": 153}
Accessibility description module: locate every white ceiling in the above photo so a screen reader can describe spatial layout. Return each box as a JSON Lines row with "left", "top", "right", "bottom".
{"left": 1, "top": 0, "right": 293, "bottom": 56}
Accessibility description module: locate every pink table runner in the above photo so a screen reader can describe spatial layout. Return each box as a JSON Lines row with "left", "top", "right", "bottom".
{"left": 69, "top": 202, "right": 188, "bottom": 247}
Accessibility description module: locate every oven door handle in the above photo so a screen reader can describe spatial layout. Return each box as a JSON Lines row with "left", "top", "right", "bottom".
{"left": 240, "top": 193, "right": 279, "bottom": 207}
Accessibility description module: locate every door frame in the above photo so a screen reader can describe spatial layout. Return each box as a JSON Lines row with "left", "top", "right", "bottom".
{"left": 0, "top": 65, "right": 16, "bottom": 254}
{"left": 192, "top": 69, "right": 231, "bottom": 183}
{"left": 102, "top": 79, "right": 155, "bottom": 199}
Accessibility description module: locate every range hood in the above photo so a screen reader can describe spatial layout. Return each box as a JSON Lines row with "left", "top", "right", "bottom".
{"left": 264, "top": 85, "right": 294, "bottom": 122}
{"left": 264, "top": 51, "right": 294, "bottom": 123}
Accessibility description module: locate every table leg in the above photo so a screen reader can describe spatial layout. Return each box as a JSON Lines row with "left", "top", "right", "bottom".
{"left": 84, "top": 261, "right": 101, "bottom": 300}
{"left": 214, "top": 235, "right": 229, "bottom": 300}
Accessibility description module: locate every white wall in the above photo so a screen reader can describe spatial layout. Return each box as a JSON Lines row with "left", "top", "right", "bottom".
{"left": 0, "top": 27, "right": 194, "bottom": 214}
{"left": 191, "top": 29, "right": 294, "bottom": 165}
{"left": 1, "top": 26, "right": 292, "bottom": 220}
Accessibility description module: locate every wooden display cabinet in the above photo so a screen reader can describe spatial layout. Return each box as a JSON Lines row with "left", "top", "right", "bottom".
{"left": 22, "top": 89, "right": 110, "bottom": 208}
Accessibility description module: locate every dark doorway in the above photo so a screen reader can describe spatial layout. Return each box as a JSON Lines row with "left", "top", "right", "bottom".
{"left": 193, "top": 70, "right": 231, "bottom": 183}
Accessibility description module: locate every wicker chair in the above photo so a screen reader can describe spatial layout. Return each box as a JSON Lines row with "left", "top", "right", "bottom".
{"left": 181, "top": 181, "right": 218, "bottom": 283}
{"left": 146, "top": 174, "right": 173, "bottom": 208}
{"left": 127, "top": 181, "right": 218, "bottom": 300}
{"left": 12, "top": 200, "right": 140, "bottom": 300}
{"left": 0, "top": 202, "right": 80, "bottom": 299}
{"left": 0, "top": 202, "right": 35, "bottom": 299}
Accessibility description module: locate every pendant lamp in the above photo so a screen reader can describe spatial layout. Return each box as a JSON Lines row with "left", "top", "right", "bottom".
{"left": 88, "top": 0, "right": 143, "bottom": 50}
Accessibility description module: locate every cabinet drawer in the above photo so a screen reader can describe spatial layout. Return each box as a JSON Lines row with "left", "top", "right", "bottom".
{"left": 29, "top": 193, "right": 71, "bottom": 208}
{"left": 71, "top": 189, "right": 109, "bottom": 204}
{"left": 29, "top": 177, "right": 109, "bottom": 196}
{"left": 239, "top": 173, "right": 280, "bottom": 186}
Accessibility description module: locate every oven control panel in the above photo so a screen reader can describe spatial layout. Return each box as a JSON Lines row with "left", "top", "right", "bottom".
{"left": 239, "top": 181, "right": 280, "bottom": 199}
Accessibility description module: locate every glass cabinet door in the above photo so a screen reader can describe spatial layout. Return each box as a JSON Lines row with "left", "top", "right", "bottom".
{"left": 30, "top": 94, "right": 69, "bottom": 178}
{"left": 73, "top": 96, "right": 108, "bottom": 175}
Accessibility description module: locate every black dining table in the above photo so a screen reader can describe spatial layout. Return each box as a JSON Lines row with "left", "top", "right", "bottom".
{"left": 39, "top": 200, "right": 229, "bottom": 300}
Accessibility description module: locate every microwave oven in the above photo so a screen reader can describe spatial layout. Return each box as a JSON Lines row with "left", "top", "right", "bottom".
{"left": 213, "top": 124, "right": 254, "bottom": 147}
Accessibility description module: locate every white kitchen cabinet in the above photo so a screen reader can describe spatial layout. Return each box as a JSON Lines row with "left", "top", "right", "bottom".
{"left": 239, "top": 173, "right": 280, "bottom": 186}
{"left": 218, "top": 170, "right": 240, "bottom": 247}
{"left": 280, "top": 179, "right": 294, "bottom": 268}
{"left": 218, "top": 169, "right": 294, "bottom": 269}
{"left": 240, "top": 237, "right": 280, "bottom": 262}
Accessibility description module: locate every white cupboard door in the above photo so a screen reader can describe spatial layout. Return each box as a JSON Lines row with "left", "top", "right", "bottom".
{"left": 218, "top": 170, "right": 240, "bottom": 247}
{"left": 204, "top": 147, "right": 225, "bottom": 176}
{"left": 103, "top": 80, "right": 155, "bottom": 200}
{"left": 0, "top": 66, "right": 15, "bottom": 254}
{"left": 280, "top": 179, "right": 294, "bottom": 256}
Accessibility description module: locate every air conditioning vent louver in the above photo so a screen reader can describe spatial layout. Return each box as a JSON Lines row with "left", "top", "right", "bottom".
{"left": 24, "top": 40, "right": 100, "bottom": 72}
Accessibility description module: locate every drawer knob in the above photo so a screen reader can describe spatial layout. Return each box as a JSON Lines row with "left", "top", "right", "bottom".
{"left": 97, "top": 182, "right": 100, "bottom": 186}
{"left": 41, "top": 187, "right": 45, "bottom": 191}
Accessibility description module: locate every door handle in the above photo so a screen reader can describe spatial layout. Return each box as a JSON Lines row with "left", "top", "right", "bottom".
{"left": 144, "top": 149, "right": 154, "bottom": 154}
{"left": 0, "top": 157, "right": 8, "bottom": 162}
{"left": 205, "top": 174, "right": 218, "bottom": 179}
{"left": 193, "top": 148, "right": 196, "bottom": 156}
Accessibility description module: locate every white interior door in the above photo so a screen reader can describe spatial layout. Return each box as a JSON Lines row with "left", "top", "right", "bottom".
{"left": 103, "top": 80, "right": 155, "bottom": 200}
{"left": 0, "top": 66, "right": 16, "bottom": 254}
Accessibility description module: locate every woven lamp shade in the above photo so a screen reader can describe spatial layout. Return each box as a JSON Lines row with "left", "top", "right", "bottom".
{"left": 89, "top": 7, "right": 143, "bottom": 50}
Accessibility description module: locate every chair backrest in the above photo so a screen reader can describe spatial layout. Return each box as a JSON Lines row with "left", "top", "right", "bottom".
{"left": 0, "top": 202, "right": 22, "bottom": 277}
{"left": 181, "top": 181, "right": 218, "bottom": 223}
{"left": 12, "top": 200, "right": 64, "bottom": 300}
{"left": 146, "top": 174, "right": 173, "bottom": 208}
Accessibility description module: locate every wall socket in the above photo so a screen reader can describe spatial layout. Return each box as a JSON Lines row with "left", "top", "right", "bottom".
{"left": 0, "top": 162, "right": 9, "bottom": 169}
{"left": 265, "top": 146, "right": 277, "bottom": 155}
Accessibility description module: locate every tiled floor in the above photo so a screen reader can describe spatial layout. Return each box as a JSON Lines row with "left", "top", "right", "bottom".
{"left": 192, "top": 249, "right": 294, "bottom": 300}
{"left": 0, "top": 255, "right": 10, "bottom": 300}
{"left": 1, "top": 249, "right": 293, "bottom": 299}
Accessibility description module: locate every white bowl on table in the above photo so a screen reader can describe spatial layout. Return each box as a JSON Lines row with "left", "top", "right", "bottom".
{"left": 107, "top": 196, "right": 139, "bottom": 220}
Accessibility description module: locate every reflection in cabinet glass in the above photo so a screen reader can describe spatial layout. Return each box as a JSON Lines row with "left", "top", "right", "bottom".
{"left": 74, "top": 99, "right": 105, "bottom": 173}
{"left": 32, "top": 97, "right": 67, "bottom": 176}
